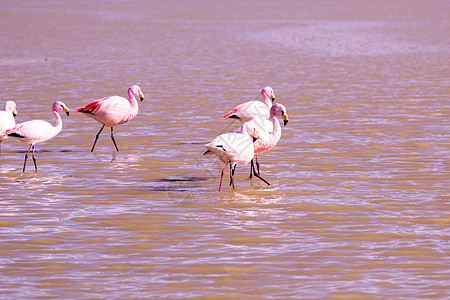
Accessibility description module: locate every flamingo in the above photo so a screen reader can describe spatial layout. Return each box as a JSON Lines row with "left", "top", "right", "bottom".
{"left": 222, "top": 86, "right": 275, "bottom": 122}
{"left": 238, "top": 103, "right": 289, "bottom": 184}
{"left": 75, "top": 85, "right": 144, "bottom": 152}
{"left": 6, "top": 101, "right": 70, "bottom": 172}
{"left": 204, "top": 129, "right": 258, "bottom": 192}
{"left": 0, "top": 101, "right": 17, "bottom": 152}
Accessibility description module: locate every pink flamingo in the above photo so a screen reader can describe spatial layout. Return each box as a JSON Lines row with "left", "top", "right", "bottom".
{"left": 75, "top": 85, "right": 144, "bottom": 152}
{"left": 238, "top": 103, "right": 289, "bottom": 184}
{"left": 6, "top": 101, "right": 70, "bottom": 172}
{"left": 204, "top": 129, "right": 258, "bottom": 192}
{"left": 222, "top": 86, "right": 275, "bottom": 122}
{"left": 0, "top": 101, "right": 17, "bottom": 152}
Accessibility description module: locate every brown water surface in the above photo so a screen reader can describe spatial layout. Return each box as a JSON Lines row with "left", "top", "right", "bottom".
{"left": 0, "top": 0, "right": 449, "bottom": 298}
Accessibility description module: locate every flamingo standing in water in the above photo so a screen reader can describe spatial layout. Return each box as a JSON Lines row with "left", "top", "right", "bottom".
{"left": 0, "top": 101, "right": 17, "bottom": 153}
{"left": 75, "top": 85, "right": 144, "bottom": 152}
{"left": 222, "top": 86, "right": 275, "bottom": 122}
{"left": 6, "top": 101, "right": 70, "bottom": 172}
{"left": 239, "top": 103, "right": 289, "bottom": 184}
{"left": 204, "top": 129, "right": 258, "bottom": 192}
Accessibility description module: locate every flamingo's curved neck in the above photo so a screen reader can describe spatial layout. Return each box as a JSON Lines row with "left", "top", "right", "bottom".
{"left": 128, "top": 89, "right": 139, "bottom": 116}
{"left": 269, "top": 111, "right": 282, "bottom": 141}
{"left": 262, "top": 91, "right": 273, "bottom": 108}
{"left": 53, "top": 110, "right": 63, "bottom": 134}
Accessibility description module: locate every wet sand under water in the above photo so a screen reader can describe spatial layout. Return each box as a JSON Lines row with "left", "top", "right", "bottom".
{"left": 0, "top": 0, "right": 449, "bottom": 298}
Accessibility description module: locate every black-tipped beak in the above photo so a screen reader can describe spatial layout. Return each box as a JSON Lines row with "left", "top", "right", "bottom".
{"left": 66, "top": 111, "right": 70, "bottom": 116}
{"left": 282, "top": 112, "right": 289, "bottom": 126}
{"left": 271, "top": 96, "right": 276, "bottom": 102}
{"left": 13, "top": 112, "right": 17, "bottom": 118}
{"left": 140, "top": 96, "right": 144, "bottom": 102}
{"left": 251, "top": 130, "right": 258, "bottom": 142}
{"left": 62, "top": 105, "right": 70, "bottom": 116}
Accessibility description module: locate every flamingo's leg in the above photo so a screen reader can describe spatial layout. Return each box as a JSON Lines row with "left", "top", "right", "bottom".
{"left": 231, "top": 164, "right": 236, "bottom": 189}
{"left": 255, "top": 156, "right": 260, "bottom": 175}
{"left": 252, "top": 165, "right": 270, "bottom": 186}
{"left": 22, "top": 144, "right": 33, "bottom": 172}
{"left": 110, "top": 127, "right": 119, "bottom": 152}
{"left": 31, "top": 145, "right": 37, "bottom": 171}
{"left": 248, "top": 159, "right": 255, "bottom": 181}
{"left": 219, "top": 162, "right": 230, "bottom": 192}
{"left": 91, "top": 124, "right": 105, "bottom": 152}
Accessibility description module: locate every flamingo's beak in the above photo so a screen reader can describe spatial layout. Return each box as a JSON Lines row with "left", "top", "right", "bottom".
{"left": 63, "top": 105, "right": 70, "bottom": 116}
{"left": 282, "top": 112, "right": 289, "bottom": 126}
{"left": 252, "top": 130, "right": 258, "bottom": 142}
{"left": 12, "top": 109, "right": 17, "bottom": 118}
{"left": 271, "top": 92, "right": 276, "bottom": 102}
{"left": 139, "top": 92, "right": 145, "bottom": 101}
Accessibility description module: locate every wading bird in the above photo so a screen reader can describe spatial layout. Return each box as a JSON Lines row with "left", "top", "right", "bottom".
{"left": 0, "top": 101, "right": 17, "bottom": 153}
{"left": 238, "top": 103, "right": 289, "bottom": 184}
{"left": 76, "top": 85, "right": 144, "bottom": 152}
{"left": 6, "top": 101, "right": 69, "bottom": 172}
{"left": 222, "top": 86, "right": 275, "bottom": 122}
{"left": 204, "top": 128, "right": 258, "bottom": 192}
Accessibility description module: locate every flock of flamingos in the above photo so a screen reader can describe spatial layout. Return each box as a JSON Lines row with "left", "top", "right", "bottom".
{"left": 0, "top": 85, "right": 288, "bottom": 192}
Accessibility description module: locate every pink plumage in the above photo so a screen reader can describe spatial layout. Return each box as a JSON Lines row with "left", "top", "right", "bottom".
{"left": 76, "top": 97, "right": 108, "bottom": 115}
{"left": 241, "top": 103, "right": 289, "bottom": 156}
{"left": 237, "top": 103, "right": 289, "bottom": 184}
{"left": 222, "top": 87, "right": 275, "bottom": 122}
{"left": 76, "top": 85, "right": 144, "bottom": 152}
{"left": 221, "top": 103, "right": 245, "bottom": 120}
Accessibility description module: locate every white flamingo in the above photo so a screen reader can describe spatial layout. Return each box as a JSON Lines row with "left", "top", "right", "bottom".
{"left": 204, "top": 129, "right": 258, "bottom": 192}
{"left": 6, "top": 101, "right": 70, "bottom": 172}
{"left": 0, "top": 101, "right": 17, "bottom": 152}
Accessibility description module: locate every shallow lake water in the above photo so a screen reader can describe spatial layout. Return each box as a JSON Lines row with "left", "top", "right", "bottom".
{"left": 0, "top": 0, "right": 449, "bottom": 298}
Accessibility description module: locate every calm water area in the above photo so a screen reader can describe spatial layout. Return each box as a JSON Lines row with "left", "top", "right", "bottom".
{"left": 0, "top": 0, "right": 449, "bottom": 298}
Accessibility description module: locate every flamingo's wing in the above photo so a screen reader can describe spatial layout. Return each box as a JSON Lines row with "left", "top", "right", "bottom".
{"left": 7, "top": 120, "right": 55, "bottom": 142}
{"left": 5, "top": 123, "right": 26, "bottom": 138}
{"left": 222, "top": 101, "right": 270, "bottom": 122}
{"left": 221, "top": 103, "right": 247, "bottom": 120}
{"left": 75, "top": 97, "right": 109, "bottom": 115}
